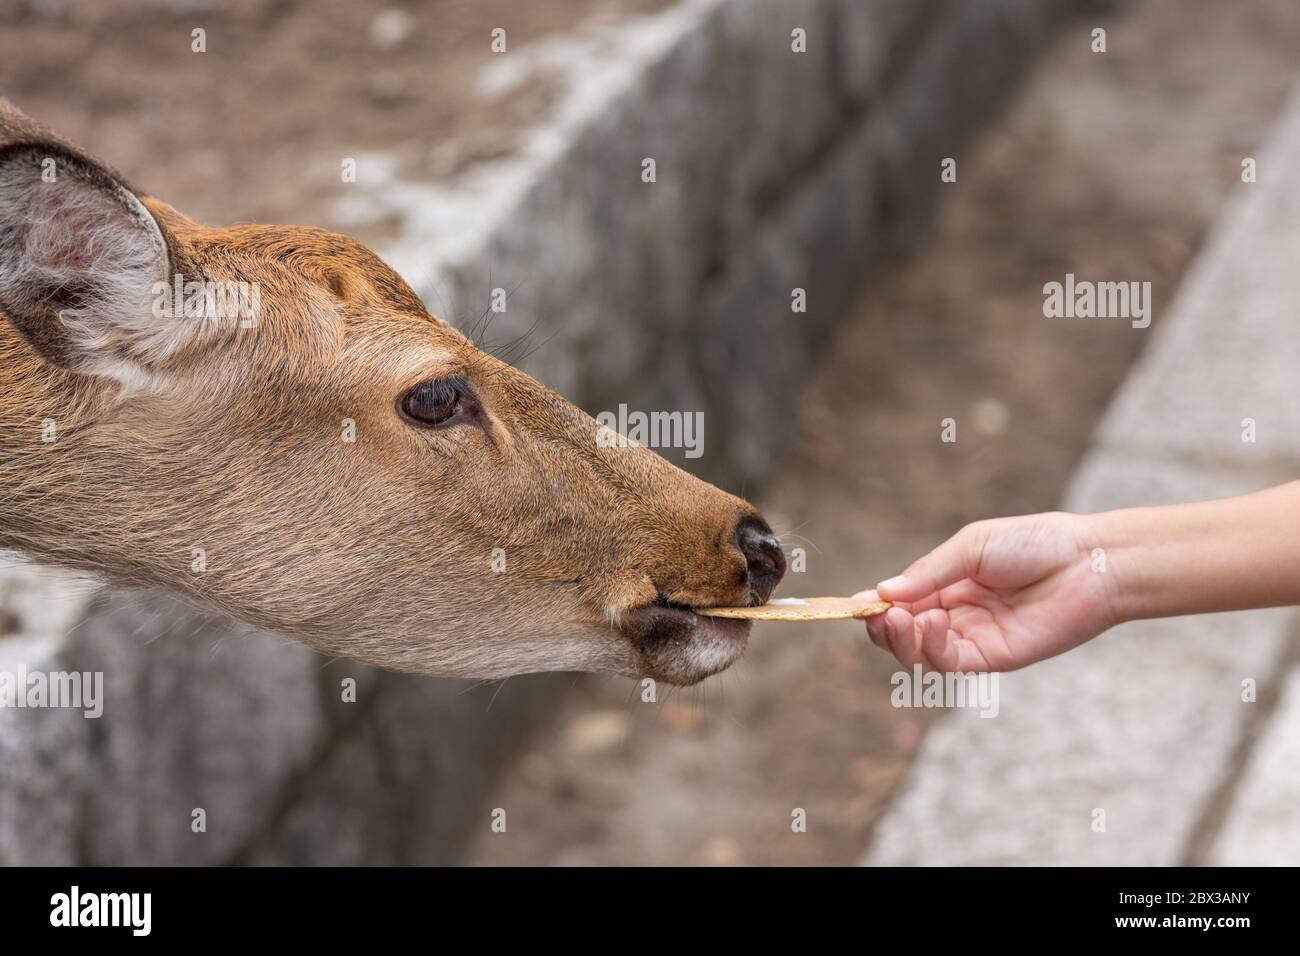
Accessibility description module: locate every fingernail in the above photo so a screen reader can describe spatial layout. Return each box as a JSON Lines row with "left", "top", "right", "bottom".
{"left": 878, "top": 575, "right": 911, "bottom": 591}
{"left": 851, "top": 588, "right": 879, "bottom": 601}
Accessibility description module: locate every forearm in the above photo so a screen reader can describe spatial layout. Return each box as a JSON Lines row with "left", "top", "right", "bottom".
{"left": 1084, "top": 481, "right": 1300, "bottom": 622}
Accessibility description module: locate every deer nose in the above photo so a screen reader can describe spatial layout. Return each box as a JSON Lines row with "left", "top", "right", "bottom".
{"left": 734, "top": 516, "right": 786, "bottom": 603}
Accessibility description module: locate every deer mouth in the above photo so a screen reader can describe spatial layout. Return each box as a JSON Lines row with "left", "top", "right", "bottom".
{"left": 619, "top": 596, "right": 751, "bottom": 686}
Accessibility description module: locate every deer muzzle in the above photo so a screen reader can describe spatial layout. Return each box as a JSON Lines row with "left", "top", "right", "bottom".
{"left": 620, "top": 513, "right": 786, "bottom": 685}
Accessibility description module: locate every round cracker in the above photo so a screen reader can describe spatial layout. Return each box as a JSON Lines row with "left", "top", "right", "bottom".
{"left": 696, "top": 596, "right": 891, "bottom": 621}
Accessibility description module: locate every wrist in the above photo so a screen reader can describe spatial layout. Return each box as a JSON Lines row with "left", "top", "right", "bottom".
{"left": 1072, "top": 509, "right": 1140, "bottom": 626}
{"left": 1056, "top": 484, "right": 1300, "bottom": 627}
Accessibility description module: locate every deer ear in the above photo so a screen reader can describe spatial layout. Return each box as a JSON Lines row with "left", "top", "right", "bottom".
{"left": 0, "top": 139, "right": 185, "bottom": 381}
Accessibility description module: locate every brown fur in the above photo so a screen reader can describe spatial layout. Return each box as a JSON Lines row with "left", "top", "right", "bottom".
{"left": 0, "top": 100, "right": 780, "bottom": 684}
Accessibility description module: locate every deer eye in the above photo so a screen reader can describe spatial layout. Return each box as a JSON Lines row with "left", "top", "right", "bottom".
{"left": 399, "top": 377, "right": 469, "bottom": 428}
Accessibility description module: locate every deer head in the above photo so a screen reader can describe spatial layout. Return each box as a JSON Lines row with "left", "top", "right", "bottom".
{"left": 0, "top": 100, "right": 785, "bottom": 685}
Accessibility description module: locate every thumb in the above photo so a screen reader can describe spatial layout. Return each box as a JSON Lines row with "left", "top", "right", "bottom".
{"left": 878, "top": 523, "right": 985, "bottom": 602}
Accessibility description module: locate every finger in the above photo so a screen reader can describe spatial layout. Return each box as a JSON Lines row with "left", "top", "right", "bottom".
{"left": 851, "top": 587, "right": 886, "bottom": 606}
{"left": 883, "top": 606, "right": 924, "bottom": 667}
{"left": 929, "top": 612, "right": 998, "bottom": 672}
{"left": 901, "top": 591, "right": 944, "bottom": 615}
{"left": 943, "top": 636, "right": 996, "bottom": 673}
{"left": 945, "top": 603, "right": 985, "bottom": 632}
{"left": 865, "top": 618, "right": 888, "bottom": 650}
{"left": 917, "top": 608, "right": 957, "bottom": 670}
{"left": 852, "top": 589, "right": 903, "bottom": 616}
{"left": 853, "top": 589, "right": 890, "bottom": 649}
{"left": 937, "top": 577, "right": 996, "bottom": 610}
{"left": 854, "top": 587, "right": 941, "bottom": 617}
{"left": 877, "top": 523, "right": 985, "bottom": 604}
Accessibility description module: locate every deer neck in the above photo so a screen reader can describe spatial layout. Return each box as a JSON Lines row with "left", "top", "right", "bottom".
{"left": 0, "top": 320, "right": 106, "bottom": 560}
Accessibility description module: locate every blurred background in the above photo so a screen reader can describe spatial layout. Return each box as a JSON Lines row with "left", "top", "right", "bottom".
{"left": 2, "top": 0, "right": 1299, "bottom": 865}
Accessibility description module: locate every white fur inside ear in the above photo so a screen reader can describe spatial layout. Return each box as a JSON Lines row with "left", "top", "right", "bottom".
{"left": 0, "top": 150, "right": 178, "bottom": 383}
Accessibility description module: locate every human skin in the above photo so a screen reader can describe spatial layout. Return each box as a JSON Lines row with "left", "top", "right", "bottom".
{"left": 858, "top": 481, "right": 1300, "bottom": 672}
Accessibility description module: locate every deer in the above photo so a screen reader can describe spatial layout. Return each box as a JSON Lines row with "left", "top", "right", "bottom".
{"left": 0, "top": 100, "right": 787, "bottom": 686}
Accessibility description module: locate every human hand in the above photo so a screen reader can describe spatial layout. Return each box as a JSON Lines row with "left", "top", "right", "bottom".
{"left": 857, "top": 512, "right": 1118, "bottom": 672}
